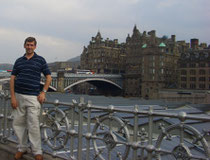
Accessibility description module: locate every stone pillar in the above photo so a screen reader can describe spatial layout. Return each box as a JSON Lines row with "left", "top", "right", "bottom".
{"left": 205, "top": 92, "right": 210, "bottom": 104}
{"left": 57, "top": 71, "right": 65, "bottom": 92}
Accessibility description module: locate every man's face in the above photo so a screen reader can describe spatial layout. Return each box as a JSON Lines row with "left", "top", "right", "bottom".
{"left": 24, "top": 41, "right": 36, "bottom": 54}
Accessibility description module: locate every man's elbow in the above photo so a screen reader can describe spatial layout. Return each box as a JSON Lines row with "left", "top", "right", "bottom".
{"left": 10, "top": 75, "right": 15, "bottom": 82}
{"left": 46, "top": 75, "right": 52, "bottom": 82}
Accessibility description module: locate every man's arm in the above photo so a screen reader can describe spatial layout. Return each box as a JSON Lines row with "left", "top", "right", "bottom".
{"left": 10, "top": 75, "right": 18, "bottom": 109}
{"left": 38, "top": 74, "right": 52, "bottom": 104}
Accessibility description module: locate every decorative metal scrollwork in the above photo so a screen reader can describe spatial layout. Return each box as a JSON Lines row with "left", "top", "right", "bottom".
{"left": 42, "top": 108, "right": 70, "bottom": 150}
{"left": 155, "top": 123, "right": 210, "bottom": 160}
{"left": 172, "top": 144, "right": 191, "bottom": 160}
{"left": 92, "top": 115, "right": 130, "bottom": 160}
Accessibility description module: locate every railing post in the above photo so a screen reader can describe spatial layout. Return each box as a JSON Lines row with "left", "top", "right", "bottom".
{"left": 77, "top": 97, "right": 85, "bottom": 159}
{"left": 7, "top": 94, "right": 13, "bottom": 138}
{"left": 85, "top": 100, "right": 92, "bottom": 160}
{"left": 108, "top": 105, "right": 114, "bottom": 160}
{"left": 3, "top": 90, "right": 9, "bottom": 143}
{"left": 132, "top": 105, "right": 139, "bottom": 160}
{"left": 69, "top": 99, "right": 77, "bottom": 158}
{"left": 147, "top": 106, "right": 154, "bottom": 160}
{"left": 0, "top": 93, "right": 4, "bottom": 138}
{"left": 178, "top": 112, "right": 187, "bottom": 145}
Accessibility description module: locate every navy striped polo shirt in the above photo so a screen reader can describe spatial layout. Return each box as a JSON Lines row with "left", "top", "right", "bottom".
{"left": 11, "top": 52, "right": 51, "bottom": 96}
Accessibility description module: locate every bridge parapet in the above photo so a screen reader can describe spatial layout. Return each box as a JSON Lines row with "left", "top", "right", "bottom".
{"left": 0, "top": 72, "right": 11, "bottom": 78}
{"left": 0, "top": 72, "right": 123, "bottom": 92}
{"left": 64, "top": 73, "right": 122, "bottom": 78}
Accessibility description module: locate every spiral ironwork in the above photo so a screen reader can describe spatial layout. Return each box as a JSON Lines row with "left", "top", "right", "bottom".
{"left": 42, "top": 108, "right": 70, "bottom": 150}
{"left": 92, "top": 115, "right": 130, "bottom": 160}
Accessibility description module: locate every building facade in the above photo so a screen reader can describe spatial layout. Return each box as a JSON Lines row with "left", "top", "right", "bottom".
{"left": 124, "top": 26, "right": 180, "bottom": 99}
{"left": 178, "top": 39, "right": 210, "bottom": 90}
{"left": 79, "top": 26, "right": 210, "bottom": 99}
{"left": 80, "top": 32, "right": 126, "bottom": 74}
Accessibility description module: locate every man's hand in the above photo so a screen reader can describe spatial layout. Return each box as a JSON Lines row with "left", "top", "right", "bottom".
{"left": 38, "top": 92, "right": 46, "bottom": 104}
{"left": 11, "top": 96, "right": 18, "bottom": 109}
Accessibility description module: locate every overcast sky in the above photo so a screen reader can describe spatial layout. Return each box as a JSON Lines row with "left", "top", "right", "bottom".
{"left": 0, "top": 0, "right": 209, "bottom": 64}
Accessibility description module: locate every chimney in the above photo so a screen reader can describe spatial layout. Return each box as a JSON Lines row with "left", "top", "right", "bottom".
{"left": 191, "top": 38, "right": 199, "bottom": 49}
{"left": 171, "top": 35, "right": 176, "bottom": 42}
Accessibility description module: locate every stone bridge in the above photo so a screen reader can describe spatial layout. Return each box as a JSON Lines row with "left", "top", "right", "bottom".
{"left": 0, "top": 72, "right": 123, "bottom": 92}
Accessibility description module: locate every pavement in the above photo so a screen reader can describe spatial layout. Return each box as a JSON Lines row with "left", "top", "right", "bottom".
{"left": 0, "top": 140, "right": 65, "bottom": 160}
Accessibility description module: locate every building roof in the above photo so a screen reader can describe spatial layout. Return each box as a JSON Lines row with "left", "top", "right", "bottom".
{"left": 142, "top": 44, "right": 147, "bottom": 48}
{"left": 159, "top": 42, "right": 166, "bottom": 47}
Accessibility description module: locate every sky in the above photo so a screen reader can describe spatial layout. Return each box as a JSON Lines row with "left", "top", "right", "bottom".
{"left": 0, "top": 0, "right": 209, "bottom": 64}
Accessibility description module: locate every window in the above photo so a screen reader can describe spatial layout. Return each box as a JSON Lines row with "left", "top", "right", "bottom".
{"left": 181, "top": 83, "right": 187, "bottom": 88}
{"left": 199, "top": 63, "right": 205, "bottom": 67}
{"left": 199, "top": 84, "right": 205, "bottom": 89}
{"left": 189, "top": 63, "right": 196, "bottom": 68}
{"left": 181, "top": 70, "right": 187, "bottom": 75}
{"left": 180, "top": 63, "right": 187, "bottom": 68}
{"left": 149, "top": 68, "right": 154, "bottom": 74}
{"left": 199, "top": 70, "right": 205, "bottom": 75}
{"left": 199, "top": 77, "right": 206, "bottom": 81}
{"left": 149, "top": 56, "right": 152, "bottom": 61}
{"left": 190, "top": 84, "right": 196, "bottom": 89}
{"left": 181, "top": 77, "right": 187, "bottom": 81}
{"left": 190, "top": 70, "right": 196, "bottom": 75}
{"left": 190, "top": 77, "right": 196, "bottom": 81}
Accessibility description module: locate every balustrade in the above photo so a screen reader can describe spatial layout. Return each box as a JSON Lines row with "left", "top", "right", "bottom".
{"left": 0, "top": 90, "right": 210, "bottom": 160}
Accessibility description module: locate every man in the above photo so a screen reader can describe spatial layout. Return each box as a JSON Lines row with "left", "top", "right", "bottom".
{"left": 10, "top": 37, "right": 52, "bottom": 160}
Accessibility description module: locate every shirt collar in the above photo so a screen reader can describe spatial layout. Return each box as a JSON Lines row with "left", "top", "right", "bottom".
{"left": 22, "top": 52, "right": 38, "bottom": 60}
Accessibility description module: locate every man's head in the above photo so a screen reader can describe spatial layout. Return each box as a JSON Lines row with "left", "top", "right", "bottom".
{"left": 24, "top": 37, "right": 37, "bottom": 46}
{"left": 24, "top": 37, "right": 37, "bottom": 54}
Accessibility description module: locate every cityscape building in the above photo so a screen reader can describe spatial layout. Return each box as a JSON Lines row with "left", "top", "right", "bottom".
{"left": 178, "top": 39, "right": 210, "bottom": 90}
{"left": 80, "top": 25, "right": 210, "bottom": 99}
{"left": 80, "top": 31, "right": 126, "bottom": 74}
{"left": 124, "top": 26, "right": 180, "bottom": 99}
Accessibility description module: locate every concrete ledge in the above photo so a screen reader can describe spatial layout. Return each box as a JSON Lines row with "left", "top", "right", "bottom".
{"left": 0, "top": 140, "right": 66, "bottom": 160}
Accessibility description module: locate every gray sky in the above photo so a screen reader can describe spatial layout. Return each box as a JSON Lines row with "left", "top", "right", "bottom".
{"left": 0, "top": 0, "right": 209, "bottom": 64}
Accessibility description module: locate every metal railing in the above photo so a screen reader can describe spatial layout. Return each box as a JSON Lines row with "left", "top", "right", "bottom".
{"left": 0, "top": 90, "right": 210, "bottom": 160}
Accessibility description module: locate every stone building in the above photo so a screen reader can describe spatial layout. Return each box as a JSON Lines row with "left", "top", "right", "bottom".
{"left": 48, "top": 61, "right": 79, "bottom": 72}
{"left": 124, "top": 26, "right": 180, "bottom": 99}
{"left": 178, "top": 39, "right": 210, "bottom": 90}
{"left": 80, "top": 31, "right": 126, "bottom": 74}
{"left": 79, "top": 26, "right": 210, "bottom": 99}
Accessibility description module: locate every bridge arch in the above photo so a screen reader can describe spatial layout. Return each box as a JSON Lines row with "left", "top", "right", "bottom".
{"left": 64, "top": 78, "right": 122, "bottom": 91}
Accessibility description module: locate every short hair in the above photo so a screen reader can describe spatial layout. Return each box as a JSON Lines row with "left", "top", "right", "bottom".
{"left": 24, "top": 37, "right": 37, "bottom": 46}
